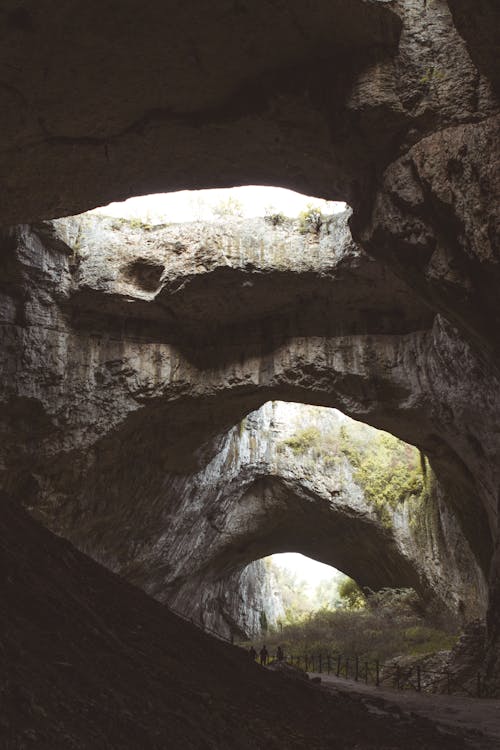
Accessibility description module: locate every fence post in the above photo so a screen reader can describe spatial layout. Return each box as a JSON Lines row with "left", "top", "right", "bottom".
{"left": 364, "top": 662, "right": 368, "bottom": 684}
{"left": 345, "top": 658, "right": 349, "bottom": 679}
{"left": 319, "top": 654, "right": 323, "bottom": 674}
{"left": 375, "top": 660, "right": 380, "bottom": 687}
{"left": 312, "top": 654, "right": 316, "bottom": 672}
{"left": 416, "top": 665, "right": 421, "bottom": 692}
{"left": 336, "top": 655, "right": 341, "bottom": 677}
{"left": 477, "top": 673, "right": 482, "bottom": 698}
{"left": 327, "top": 655, "right": 331, "bottom": 674}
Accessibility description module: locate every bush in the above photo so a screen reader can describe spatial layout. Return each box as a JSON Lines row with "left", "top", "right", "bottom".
{"left": 264, "top": 211, "right": 286, "bottom": 226}
{"left": 338, "top": 578, "right": 366, "bottom": 610}
{"left": 280, "top": 427, "right": 321, "bottom": 455}
{"left": 298, "top": 205, "right": 324, "bottom": 234}
{"left": 249, "top": 588, "right": 458, "bottom": 664}
{"left": 212, "top": 197, "right": 244, "bottom": 219}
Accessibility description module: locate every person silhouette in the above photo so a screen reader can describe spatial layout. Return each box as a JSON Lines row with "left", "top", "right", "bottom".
{"left": 259, "top": 644, "right": 269, "bottom": 665}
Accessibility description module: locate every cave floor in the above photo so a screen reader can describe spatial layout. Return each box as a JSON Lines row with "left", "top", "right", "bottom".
{"left": 0, "top": 495, "right": 493, "bottom": 750}
{"left": 311, "top": 673, "right": 500, "bottom": 748}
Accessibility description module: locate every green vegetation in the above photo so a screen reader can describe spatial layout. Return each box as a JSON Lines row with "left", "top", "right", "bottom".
{"left": 278, "top": 416, "right": 429, "bottom": 527}
{"left": 264, "top": 208, "right": 286, "bottom": 226}
{"left": 338, "top": 577, "right": 366, "bottom": 610}
{"left": 110, "top": 216, "right": 154, "bottom": 231}
{"left": 339, "top": 425, "right": 428, "bottom": 527}
{"left": 298, "top": 204, "right": 324, "bottom": 234}
{"left": 419, "top": 66, "right": 445, "bottom": 87}
{"left": 212, "top": 196, "right": 244, "bottom": 220}
{"left": 280, "top": 426, "right": 321, "bottom": 455}
{"left": 249, "top": 585, "right": 458, "bottom": 663}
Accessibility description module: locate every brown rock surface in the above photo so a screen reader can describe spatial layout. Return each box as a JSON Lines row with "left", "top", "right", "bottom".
{"left": 0, "top": 492, "right": 487, "bottom": 750}
{"left": 0, "top": 0, "right": 500, "bottom": 736}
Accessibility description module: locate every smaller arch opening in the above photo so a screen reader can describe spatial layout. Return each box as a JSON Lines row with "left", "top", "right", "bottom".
{"left": 245, "top": 551, "right": 459, "bottom": 668}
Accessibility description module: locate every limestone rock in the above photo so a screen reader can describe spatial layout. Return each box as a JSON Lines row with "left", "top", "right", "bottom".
{"left": 0, "top": 215, "right": 493, "bottom": 639}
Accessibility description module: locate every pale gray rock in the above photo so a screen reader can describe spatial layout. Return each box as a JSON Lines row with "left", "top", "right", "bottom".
{"left": 0, "top": 215, "right": 494, "bottom": 640}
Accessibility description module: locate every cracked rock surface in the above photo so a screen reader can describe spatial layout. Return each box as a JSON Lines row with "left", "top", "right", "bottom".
{"left": 0, "top": 214, "right": 494, "bottom": 642}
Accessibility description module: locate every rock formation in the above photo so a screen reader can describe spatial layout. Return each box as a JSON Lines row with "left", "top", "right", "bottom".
{"left": 0, "top": 0, "right": 499, "bottom": 734}
{"left": 0, "top": 213, "right": 492, "bottom": 641}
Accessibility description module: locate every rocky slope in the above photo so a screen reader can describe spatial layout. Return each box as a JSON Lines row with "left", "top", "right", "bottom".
{"left": 2, "top": 492, "right": 485, "bottom": 750}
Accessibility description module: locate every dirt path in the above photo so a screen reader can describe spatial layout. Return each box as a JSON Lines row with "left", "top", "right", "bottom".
{"left": 310, "top": 672, "right": 500, "bottom": 747}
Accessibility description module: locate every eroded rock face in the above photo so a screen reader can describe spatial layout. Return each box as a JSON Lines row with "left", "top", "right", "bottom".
{"left": 0, "top": 214, "right": 495, "bottom": 641}
{"left": 126, "top": 402, "right": 486, "bottom": 638}
{"left": 0, "top": 0, "right": 497, "bottom": 228}
{"left": 0, "top": 0, "right": 499, "bottom": 684}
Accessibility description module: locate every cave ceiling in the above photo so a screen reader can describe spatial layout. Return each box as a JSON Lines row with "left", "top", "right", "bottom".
{"left": 1, "top": 0, "right": 500, "bottom": 674}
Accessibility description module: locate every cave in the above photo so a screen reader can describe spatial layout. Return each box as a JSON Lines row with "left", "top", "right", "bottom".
{"left": 1, "top": 0, "right": 499, "bottom": 747}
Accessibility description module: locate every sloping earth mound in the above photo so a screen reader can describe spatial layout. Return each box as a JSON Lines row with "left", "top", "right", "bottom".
{"left": 0, "top": 493, "right": 486, "bottom": 749}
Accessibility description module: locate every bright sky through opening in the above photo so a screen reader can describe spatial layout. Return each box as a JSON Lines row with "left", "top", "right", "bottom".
{"left": 270, "top": 553, "right": 344, "bottom": 592}
{"left": 92, "top": 185, "right": 347, "bottom": 223}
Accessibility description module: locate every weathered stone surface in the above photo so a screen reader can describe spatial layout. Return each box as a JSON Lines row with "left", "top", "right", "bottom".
{"left": 0, "top": 493, "right": 477, "bottom": 750}
{"left": 360, "top": 115, "right": 500, "bottom": 363}
{"left": 132, "top": 402, "right": 486, "bottom": 638}
{"left": 448, "top": 0, "right": 500, "bottom": 94}
{"left": 0, "top": 214, "right": 495, "bottom": 641}
{"left": 0, "top": 0, "right": 499, "bottom": 699}
{"left": 0, "top": 0, "right": 496, "bottom": 228}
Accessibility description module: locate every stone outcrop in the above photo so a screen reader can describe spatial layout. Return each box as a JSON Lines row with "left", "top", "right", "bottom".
{"left": 130, "top": 402, "right": 486, "bottom": 638}
{"left": 0, "top": 0, "right": 497, "bottom": 229}
{"left": 0, "top": 0, "right": 499, "bottom": 705}
{"left": 0, "top": 213, "right": 493, "bottom": 641}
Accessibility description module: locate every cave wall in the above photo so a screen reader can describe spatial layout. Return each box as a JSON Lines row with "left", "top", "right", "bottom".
{"left": 0, "top": 0, "right": 499, "bottom": 678}
{"left": 0, "top": 215, "right": 494, "bottom": 638}
{"left": 151, "top": 402, "right": 487, "bottom": 637}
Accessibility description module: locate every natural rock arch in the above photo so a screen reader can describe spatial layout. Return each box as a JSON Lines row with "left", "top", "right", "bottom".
{"left": 0, "top": 216, "right": 493, "bottom": 643}
{"left": 0, "top": 0, "right": 499, "bottom": 685}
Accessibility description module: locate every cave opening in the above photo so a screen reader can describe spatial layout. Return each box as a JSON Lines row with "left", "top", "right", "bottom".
{"left": 1, "top": 0, "right": 499, "bottom": 743}
{"left": 3, "top": 194, "right": 489, "bottom": 655}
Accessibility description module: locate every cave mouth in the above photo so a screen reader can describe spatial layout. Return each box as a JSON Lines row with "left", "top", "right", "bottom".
{"left": 264, "top": 551, "right": 348, "bottom": 618}
{"left": 166, "top": 401, "right": 485, "bottom": 647}
{"left": 89, "top": 184, "right": 348, "bottom": 225}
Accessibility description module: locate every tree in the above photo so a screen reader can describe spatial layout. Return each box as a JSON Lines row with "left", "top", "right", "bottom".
{"left": 212, "top": 196, "right": 244, "bottom": 220}
{"left": 338, "top": 577, "right": 366, "bottom": 610}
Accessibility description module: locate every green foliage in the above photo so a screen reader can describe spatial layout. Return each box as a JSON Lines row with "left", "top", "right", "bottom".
{"left": 111, "top": 216, "right": 153, "bottom": 231}
{"left": 251, "top": 587, "right": 458, "bottom": 663}
{"left": 313, "top": 577, "right": 343, "bottom": 611}
{"left": 298, "top": 204, "right": 324, "bottom": 234}
{"left": 280, "top": 427, "right": 321, "bottom": 455}
{"left": 338, "top": 577, "right": 366, "bottom": 610}
{"left": 212, "top": 196, "right": 244, "bottom": 220}
{"left": 265, "top": 211, "right": 286, "bottom": 226}
{"left": 339, "top": 425, "right": 428, "bottom": 527}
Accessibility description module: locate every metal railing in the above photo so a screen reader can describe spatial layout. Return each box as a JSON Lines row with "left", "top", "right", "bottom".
{"left": 162, "top": 609, "right": 486, "bottom": 699}
{"left": 266, "top": 652, "right": 485, "bottom": 698}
